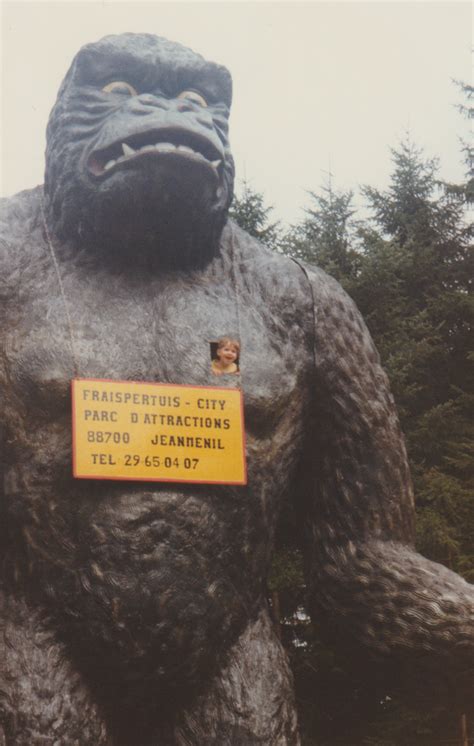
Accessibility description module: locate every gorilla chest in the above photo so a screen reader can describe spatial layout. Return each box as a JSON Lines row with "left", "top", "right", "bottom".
{"left": 6, "top": 263, "right": 308, "bottom": 437}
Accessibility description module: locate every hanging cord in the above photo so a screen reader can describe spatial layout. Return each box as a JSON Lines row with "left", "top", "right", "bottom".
{"left": 229, "top": 222, "right": 244, "bottom": 386}
{"left": 40, "top": 198, "right": 80, "bottom": 377}
{"left": 287, "top": 256, "right": 318, "bottom": 375}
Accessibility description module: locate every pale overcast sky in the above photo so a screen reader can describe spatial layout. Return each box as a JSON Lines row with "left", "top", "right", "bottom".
{"left": 1, "top": 1, "right": 471, "bottom": 225}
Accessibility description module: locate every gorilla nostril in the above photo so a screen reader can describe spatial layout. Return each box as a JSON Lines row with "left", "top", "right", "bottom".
{"left": 177, "top": 101, "right": 193, "bottom": 113}
{"left": 196, "top": 117, "right": 213, "bottom": 130}
{"left": 138, "top": 95, "right": 168, "bottom": 110}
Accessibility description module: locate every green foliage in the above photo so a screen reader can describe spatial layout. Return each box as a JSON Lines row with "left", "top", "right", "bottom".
{"left": 356, "top": 138, "right": 474, "bottom": 586}
{"left": 280, "top": 177, "right": 362, "bottom": 287}
{"left": 453, "top": 80, "right": 473, "bottom": 205}
{"left": 268, "top": 548, "right": 305, "bottom": 595}
{"left": 362, "top": 141, "right": 440, "bottom": 245}
{"left": 229, "top": 178, "right": 281, "bottom": 247}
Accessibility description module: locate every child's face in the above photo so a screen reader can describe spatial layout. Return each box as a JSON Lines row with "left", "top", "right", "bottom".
{"left": 217, "top": 343, "right": 238, "bottom": 364}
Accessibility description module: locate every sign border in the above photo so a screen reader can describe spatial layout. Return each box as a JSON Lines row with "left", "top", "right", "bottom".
{"left": 71, "top": 378, "right": 247, "bottom": 485}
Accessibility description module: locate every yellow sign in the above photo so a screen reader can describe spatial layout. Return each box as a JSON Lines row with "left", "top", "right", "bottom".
{"left": 72, "top": 379, "right": 247, "bottom": 485}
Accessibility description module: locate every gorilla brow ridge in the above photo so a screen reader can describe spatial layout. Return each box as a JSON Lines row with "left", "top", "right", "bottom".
{"left": 70, "top": 34, "right": 232, "bottom": 107}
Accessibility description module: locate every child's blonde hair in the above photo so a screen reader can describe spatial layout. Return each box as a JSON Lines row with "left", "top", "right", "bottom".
{"left": 216, "top": 337, "right": 240, "bottom": 355}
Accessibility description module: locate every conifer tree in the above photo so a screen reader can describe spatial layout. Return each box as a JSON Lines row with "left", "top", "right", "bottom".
{"left": 281, "top": 176, "right": 361, "bottom": 286}
{"left": 453, "top": 80, "right": 473, "bottom": 205}
{"left": 229, "top": 178, "right": 281, "bottom": 247}
{"left": 356, "top": 138, "right": 474, "bottom": 580}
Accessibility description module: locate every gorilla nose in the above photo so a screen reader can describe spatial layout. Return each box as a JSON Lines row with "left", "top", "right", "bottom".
{"left": 135, "top": 94, "right": 169, "bottom": 110}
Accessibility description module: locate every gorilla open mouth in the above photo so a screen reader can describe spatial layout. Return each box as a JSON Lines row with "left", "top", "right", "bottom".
{"left": 87, "top": 128, "right": 223, "bottom": 180}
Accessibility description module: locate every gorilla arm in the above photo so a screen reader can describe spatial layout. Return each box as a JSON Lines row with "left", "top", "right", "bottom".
{"left": 302, "top": 266, "right": 474, "bottom": 702}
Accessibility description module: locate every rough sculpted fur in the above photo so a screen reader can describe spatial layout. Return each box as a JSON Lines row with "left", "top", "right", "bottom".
{"left": 1, "top": 32, "right": 473, "bottom": 745}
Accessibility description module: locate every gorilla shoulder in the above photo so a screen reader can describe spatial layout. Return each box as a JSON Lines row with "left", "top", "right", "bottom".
{"left": 0, "top": 186, "right": 44, "bottom": 287}
{"left": 226, "top": 217, "right": 339, "bottom": 320}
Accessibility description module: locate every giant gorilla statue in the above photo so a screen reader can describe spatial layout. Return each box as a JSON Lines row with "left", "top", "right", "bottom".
{"left": 1, "top": 33, "right": 473, "bottom": 745}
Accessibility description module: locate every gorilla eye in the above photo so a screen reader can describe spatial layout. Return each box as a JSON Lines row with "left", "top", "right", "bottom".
{"left": 102, "top": 81, "right": 137, "bottom": 96}
{"left": 177, "top": 90, "right": 208, "bottom": 107}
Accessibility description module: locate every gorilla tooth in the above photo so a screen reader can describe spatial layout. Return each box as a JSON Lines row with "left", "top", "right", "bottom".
{"left": 139, "top": 145, "right": 155, "bottom": 153}
{"left": 104, "top": 159, "right": 116, "bottom": 170}
{"left": 155, "top": 143, "right": 176, "bottom": 152}
{"left": 121, "top": 142, "right": 135, "bottom": 156}
{"left": 212, "top": 160, "right": 222, "bottom": 169}
{"left": 177, "top": 145, "right": 195, "bottom": 155}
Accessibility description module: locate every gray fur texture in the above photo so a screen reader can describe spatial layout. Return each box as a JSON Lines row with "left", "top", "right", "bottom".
{"left": 1, "top": 32, "right": 472, "bottom": 745}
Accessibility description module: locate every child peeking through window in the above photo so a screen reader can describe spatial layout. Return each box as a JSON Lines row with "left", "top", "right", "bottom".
{"left": 211, "top": 337, "right": 240, "bottom": 376}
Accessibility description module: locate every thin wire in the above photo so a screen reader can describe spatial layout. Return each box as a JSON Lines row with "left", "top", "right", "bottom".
{"left": 229, "top": 222, "right": 244, "bottom": 387}
{"left": 288, "top": 256, "right": 318, "bottom": 375}
{"left": 41, "top": 199, "right": 80, "bottom": 377}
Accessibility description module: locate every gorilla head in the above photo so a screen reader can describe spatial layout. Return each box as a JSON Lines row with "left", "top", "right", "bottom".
{"left": 44, "top": 33, "right": 235, "bottom": 267}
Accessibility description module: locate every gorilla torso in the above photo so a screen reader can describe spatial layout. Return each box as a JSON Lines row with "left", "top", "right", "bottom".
{"left": 1, "top": 186, "right": 312, "bottom": 712}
